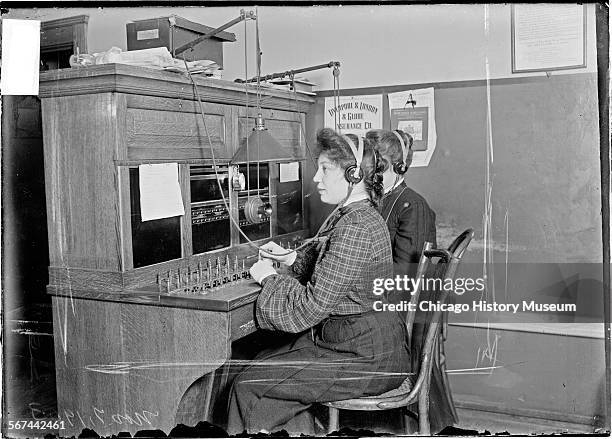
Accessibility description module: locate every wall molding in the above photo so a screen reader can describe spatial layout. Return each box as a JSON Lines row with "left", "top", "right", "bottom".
{"left": 450, "top": 321, "right": 605, "bottom": 339}
{"left": 315, "top": 71, "right": 597, "bottom": 97}
{"left": 454, "top": 395, "right": 600, "bottom": 427}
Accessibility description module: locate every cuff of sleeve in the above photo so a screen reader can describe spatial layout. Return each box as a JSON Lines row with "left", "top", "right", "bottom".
{"left": 286, "top": 251, "right": 297, "bottom": 266}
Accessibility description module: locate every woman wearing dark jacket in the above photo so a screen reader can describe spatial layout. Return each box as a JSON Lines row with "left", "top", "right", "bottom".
{"left": 226, "top": 129, "right": 410, "bottom": 435}
{"left": 367, "top": 128, "right": 455, "bottom": 433}
{"left": 368, "top": 129, "right": 437, "bottom": 277}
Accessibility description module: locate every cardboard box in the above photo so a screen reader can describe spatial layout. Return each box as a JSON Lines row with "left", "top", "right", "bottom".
{"left": 127, "top": 15, "right": 235, "bottom": 66}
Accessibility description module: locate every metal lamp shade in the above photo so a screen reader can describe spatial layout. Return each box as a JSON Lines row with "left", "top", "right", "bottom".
{"left": 230, "top": 114, "right": 298, "bottom": 163}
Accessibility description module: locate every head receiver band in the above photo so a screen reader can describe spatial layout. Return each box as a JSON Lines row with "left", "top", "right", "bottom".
{"left": 341, "top": 135, "right": 364, "bottom": 184}
{"left": 392, "top": 130, "right": 409, "bottom": 175}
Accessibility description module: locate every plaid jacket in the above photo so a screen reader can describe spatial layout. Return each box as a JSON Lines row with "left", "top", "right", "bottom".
{"left": 256, "top": 199, "right": 393, "bottom": 333}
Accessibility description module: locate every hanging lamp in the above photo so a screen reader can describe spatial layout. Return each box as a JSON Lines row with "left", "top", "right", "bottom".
{"left": 230, "top": 113, "right": 294, "bottom": 163}
{"left": 233, "top": 114, "right": 277, "bottom": 223}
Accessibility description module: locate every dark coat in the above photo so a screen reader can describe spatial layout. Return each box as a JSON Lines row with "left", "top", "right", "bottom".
{"left": 380, "top": 182, "right": 437, "bottom": 278}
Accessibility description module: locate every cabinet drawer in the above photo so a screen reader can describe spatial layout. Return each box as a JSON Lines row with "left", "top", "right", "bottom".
{"left": 230, "top": 302, "right": 257, "bottom": 341}
{"left": 124, "top": 95, "right": 232, "bottom": 160}
{"left": 126, "top": 108, "right": 227, "bottom": 159}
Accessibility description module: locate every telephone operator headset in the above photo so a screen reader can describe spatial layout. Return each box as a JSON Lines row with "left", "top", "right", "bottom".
{"left": 391, "top": 130, "right": 413, "bottom": 175}
{"left": 383, "top": 130, "right": 413, "bottom": 223}
{"left": 341, "top": 134, "right": 365, "bottom": 184}
{"left": 340, "top": 133, "right": 382, "bottom": 187}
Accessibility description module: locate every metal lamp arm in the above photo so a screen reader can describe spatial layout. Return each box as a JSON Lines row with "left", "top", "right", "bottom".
{"left": 174, "top": 9, "right": 256, "bottom": 56}
{"left": 235, "top": 61, "right": 341, "bottom": 84}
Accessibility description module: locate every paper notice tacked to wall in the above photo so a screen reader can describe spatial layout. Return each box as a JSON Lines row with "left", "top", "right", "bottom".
{"left": 324, "top": 95, "right": 383, "bottom": 137}
{"left": 389, "top": 87, "right": 437, "bottom": 167}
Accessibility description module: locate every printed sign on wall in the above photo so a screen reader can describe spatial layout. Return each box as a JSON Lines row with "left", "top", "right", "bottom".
{"left": 389, "top": 87, "right": 437, "bottom": 167}
{"left": 324, "top": 95, "right": 383, "bottom": 137}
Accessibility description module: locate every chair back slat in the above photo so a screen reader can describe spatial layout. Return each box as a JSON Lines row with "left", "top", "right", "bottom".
{"left": 403, "top": 229, "right": 474, "bottom": 406}
{"left": 448, "top": 229, "right": 474, "bottom": 257}
{"left": 440, "top": 229, "right": 474, "bottom": 342}
{"left": 405, "top": 241, "right": 434, "bottom": 339}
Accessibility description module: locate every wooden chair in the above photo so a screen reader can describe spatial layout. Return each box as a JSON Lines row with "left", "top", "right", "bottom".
{"left": 436, "top": 229, "right": 475, "bottom": 422}
{"left": 322, "top": 229, "right": 474, "bottom": 435}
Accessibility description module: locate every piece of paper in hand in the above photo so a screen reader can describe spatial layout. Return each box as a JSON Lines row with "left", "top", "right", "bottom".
{"left": 139, "top": 163, "right": 185, "bottom": 221}
{"left": 280, "top": 162, "right": 300, "bottom": 183}
{"left": 1, "top": 19, "right": 41, "bottom": 95}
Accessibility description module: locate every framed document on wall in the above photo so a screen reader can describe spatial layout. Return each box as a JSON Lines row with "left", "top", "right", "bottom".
{"left": 511, "top": 4, "right": 586, "bottom": 73}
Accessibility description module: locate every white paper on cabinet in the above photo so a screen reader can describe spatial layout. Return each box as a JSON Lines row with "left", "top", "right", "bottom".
{"left": 139, "top": 163, "right": 185, "bottom": 222}
{"left": 280, "top": 162, "right": 300, "bottom": 183}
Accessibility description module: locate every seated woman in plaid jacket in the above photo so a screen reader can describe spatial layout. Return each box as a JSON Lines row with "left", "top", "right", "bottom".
{"left": 227, "top": 128, "right": 410, "bottom": 435}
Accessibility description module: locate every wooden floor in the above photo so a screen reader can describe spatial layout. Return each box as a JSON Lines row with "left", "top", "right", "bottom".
{"left": 4, "top": 370, "right": 601, "bottom": 436}
{"left": 3, "top": 340, "right": 603, "bottom": 437}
